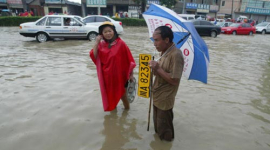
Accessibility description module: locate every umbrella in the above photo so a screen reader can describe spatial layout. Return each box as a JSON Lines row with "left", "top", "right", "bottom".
{"left": 143, "top": 4, "right": 209, "bottom": 84}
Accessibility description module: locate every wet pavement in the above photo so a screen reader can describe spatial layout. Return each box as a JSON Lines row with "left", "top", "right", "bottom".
{"left": 0, "top": 26, "right": 270, "bottom": 150}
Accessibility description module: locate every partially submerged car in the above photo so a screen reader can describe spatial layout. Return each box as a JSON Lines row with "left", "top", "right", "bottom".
{"left": 221, "top": 23, "right": 256, "bottom": 35}
{"left": 255, "top": 22, "right": 270, "bottom": 34}
{"left": 82, "top": 15, "right": 124, "bottom": 34}
{"left": 190, "top": 20, "right": 221, "bottom": 38}
{"left": 19, "top": 15, "right": 99, "bottom": 42}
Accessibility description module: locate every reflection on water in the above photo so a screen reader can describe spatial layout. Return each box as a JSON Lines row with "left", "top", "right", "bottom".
{"left": 101, "top": 110, "right": 141, "bottom": 150}
{"left": 0, "top": 27, "right": 270, "bottom": 150}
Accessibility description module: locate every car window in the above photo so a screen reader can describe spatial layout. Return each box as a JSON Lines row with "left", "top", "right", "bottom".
{"left": 182, "top": 17, "right": 187, "bottom": 20}
{"left": 36, "top": 17, "right": 46, "bottom": 26}
{"left": 256, "top": 22, "right": 265, "bottom": 27}
{"left": 201, "top": 21, "right": 212, "bottom": 25}
{"left": 84, "top": 17, "right": 95, "bottom": 23}
{"left": 70, "top": 18, "right": 81, "bottom": 26}
{"left": 96, "top": 17, "right": 109, "bottom": 22}
{"left": 188, "top": 17, "right": 194, "bottom": 20}
{"left": 245, "top": 23, "right": 251, "bottom": 27}
{"left": 46, "top": 17, "right": 61, "bottom": 26}
{"left": 230, "top": 23, "right": 240, "bottom": 27}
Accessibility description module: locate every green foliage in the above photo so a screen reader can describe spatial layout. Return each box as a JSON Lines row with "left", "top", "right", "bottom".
{"left": 0, "top": 16, "right": 41, "bottom": 26}
{"left": 160, "top": 0, "right": 177, "bottom": 8}
{"left": 0, "top": 16, "right": 147, "bottom": 26}
{"left": 113, "top": 18, "right": 146, "bottom": 26}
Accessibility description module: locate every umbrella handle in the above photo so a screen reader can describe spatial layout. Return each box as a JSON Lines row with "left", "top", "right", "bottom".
{"left": 147, "top": 56, "right": 154, "bottom": 131}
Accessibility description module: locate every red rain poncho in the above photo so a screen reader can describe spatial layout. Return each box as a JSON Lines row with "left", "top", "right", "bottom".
{"left": 90, "top": 37, "right": 136, "bottom": 111}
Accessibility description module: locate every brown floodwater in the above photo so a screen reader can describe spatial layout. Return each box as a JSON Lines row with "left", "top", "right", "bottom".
{"left": 0, "top": 26, "right": 270, "bottom": 150}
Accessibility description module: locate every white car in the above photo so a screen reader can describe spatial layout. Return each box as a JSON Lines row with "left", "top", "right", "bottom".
{"left": 255, "top": 22, "right": 270, "bottom": 34}
{"left": 19, "top": 15, "right": 99, "bottom": 42}
{"left": 82, "top": 15, "right": 124, "bottom": 34}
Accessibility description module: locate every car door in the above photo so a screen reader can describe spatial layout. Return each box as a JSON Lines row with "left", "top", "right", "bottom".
{"left": 44, "top": 16, "right": 62, "bottom": 38}
{"left": 201, "top": 21, "right": 213, "bottom": 35}
{"left": 62, "top": 17, "right": 87, "bottom": 38}
{"left": 193, "top": 20, "right": 203, "bottom": 35}
{"left": 237, "top": 24, "right": 245, "bottom": 34}
{"left": 244, "top": 23, "right": 252, "bottom": 34}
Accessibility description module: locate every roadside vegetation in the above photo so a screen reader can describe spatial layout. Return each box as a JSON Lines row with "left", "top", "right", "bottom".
{"left": 0, "top": 16, "right": 147, "bottom": 26}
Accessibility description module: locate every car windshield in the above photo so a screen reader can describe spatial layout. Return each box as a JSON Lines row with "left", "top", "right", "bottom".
{"left": 256, "top": 22, "right": 268, "bottom": 27}
{"left": 75, "top": 17, "right": 85, "bottom": 25}
{"left": 229, "top": 23, "right": 240, "bottom": 27}
{"left": 216, "top": 22, "right": 224, "bottom": 26}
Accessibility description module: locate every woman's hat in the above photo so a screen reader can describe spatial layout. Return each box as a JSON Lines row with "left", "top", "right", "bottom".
{"left": 99, "top": 21, "right": 116, "bottom": 34}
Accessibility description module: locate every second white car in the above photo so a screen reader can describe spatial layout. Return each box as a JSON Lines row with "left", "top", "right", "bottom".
{"left": 82, "top": 15, "right": 124, "bottom": 34}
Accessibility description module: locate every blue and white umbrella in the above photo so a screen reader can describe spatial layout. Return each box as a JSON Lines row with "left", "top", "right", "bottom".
{"left": 143, "top": 4, "right": 209, "bottom": 84}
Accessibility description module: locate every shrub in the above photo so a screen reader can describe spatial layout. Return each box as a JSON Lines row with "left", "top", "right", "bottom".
{"left": 0, "top": 16, "right": 41, "bottom": 26}
{"left": 0, "top": 16, "right": 147, "bottom": 26}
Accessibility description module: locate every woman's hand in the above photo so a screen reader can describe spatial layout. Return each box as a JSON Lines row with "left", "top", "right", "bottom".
{"left": 95, "top": 35, "right": 103, "bottom": 44}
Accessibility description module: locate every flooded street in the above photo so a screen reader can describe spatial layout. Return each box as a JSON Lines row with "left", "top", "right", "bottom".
{"left": 0, "top": 26, "right": 270, "bottom": 150}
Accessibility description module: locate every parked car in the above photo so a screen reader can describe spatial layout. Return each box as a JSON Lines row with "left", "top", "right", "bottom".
{"left": 255, "top": 22, "right": 270, "bottom": 34}
{"left": 195, "top": 15, "right": 206, "bottom": 20}
{"left": 19, "top": 15, "right": 99, "bottom": 42}
{"left": 82, "top": 15, "right": 124, "bottom": 34}
{"left": 178, "top": 14, "right": 195, "bottom": 20}
{"left": 221, "top": 23, "right": 256, "bottom": 35}
{"left": 190, "top": 20, "right": 221, "bottom": 38}
{"left": 216, "top": 22, "right": 233, "bottom": 27}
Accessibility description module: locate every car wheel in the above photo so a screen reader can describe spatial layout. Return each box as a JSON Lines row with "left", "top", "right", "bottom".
{"left": 249, "top": 31, "right": 253, "bottom": 35}
{"left": 262, "top": 30, "right": 266, "bottom": 35}
{"left": 36, "top": 33, "right": 49, "bottom": 43}
{"left": 88, "top": 32, "right": 97, "bottom": 41}
{"left": 210, "top": 31, "right": 217, "bottom": 38}
{"left": 233, "top": 31, "right": 237, "bottom": 35}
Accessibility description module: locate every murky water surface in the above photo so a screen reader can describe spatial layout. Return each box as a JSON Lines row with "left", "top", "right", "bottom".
{"left": 0, "top": 27, "right": 270, "bottom": 150}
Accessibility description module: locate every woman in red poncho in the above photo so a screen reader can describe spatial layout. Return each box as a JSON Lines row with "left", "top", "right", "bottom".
{"left": 89, "top": 22, "right": 136, "bottom": 111}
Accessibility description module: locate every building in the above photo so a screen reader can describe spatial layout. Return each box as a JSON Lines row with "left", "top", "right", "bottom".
{"left": 174, "top": 0, "right": 220, "bottom": 18}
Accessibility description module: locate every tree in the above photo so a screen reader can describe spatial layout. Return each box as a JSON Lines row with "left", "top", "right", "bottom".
{"left": 159, "top": 0, "right": 177, "bottom": 9}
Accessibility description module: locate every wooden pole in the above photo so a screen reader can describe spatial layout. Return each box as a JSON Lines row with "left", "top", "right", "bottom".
{"left": 147, "top": 56, "right": 154, "bottom": 131}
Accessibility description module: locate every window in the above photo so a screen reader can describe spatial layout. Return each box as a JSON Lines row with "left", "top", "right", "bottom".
{"left": 84, "top": 17, "right": 95, "bottom": 23}
{"left": 222, "top": 1, "right": 225, "bottom": 6}
{"left": 36, "top": 17, "right": 46, "bottom": 26}
{"left": 182, "top": 17, "right": 187, "bottom": 20}
{"left": 46, "top": 17, "right": 61, "bottom": 26}
{"left": 96, "top": 17, "right": 109, "bottom": 22}
{"left": 201, "top": 21, "right": 212, "bottom": 25}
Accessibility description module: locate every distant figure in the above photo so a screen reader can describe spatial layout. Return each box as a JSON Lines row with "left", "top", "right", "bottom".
{"left": 28, "top": 11, "right": 32, "bottom": 17}
{"left": 115, "top": 12, "right": 119, "bottom": 18}
{"left": 48, "top": 11, "right": 54, "bottom": 15}
{"left": 30, "top": 10, "right": 34, "bottom": 16}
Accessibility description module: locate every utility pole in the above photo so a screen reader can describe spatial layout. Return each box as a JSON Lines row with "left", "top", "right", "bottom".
{"left": 182, "top": 0, "right": 186, "bottom": 14}
{"left": 231, "top": 0, "right": 234, "bottom": 19}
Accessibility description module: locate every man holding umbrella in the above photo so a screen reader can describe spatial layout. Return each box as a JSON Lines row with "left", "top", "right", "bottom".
{"left": 149, "top": 26, "right": 184, "bottom": 141}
